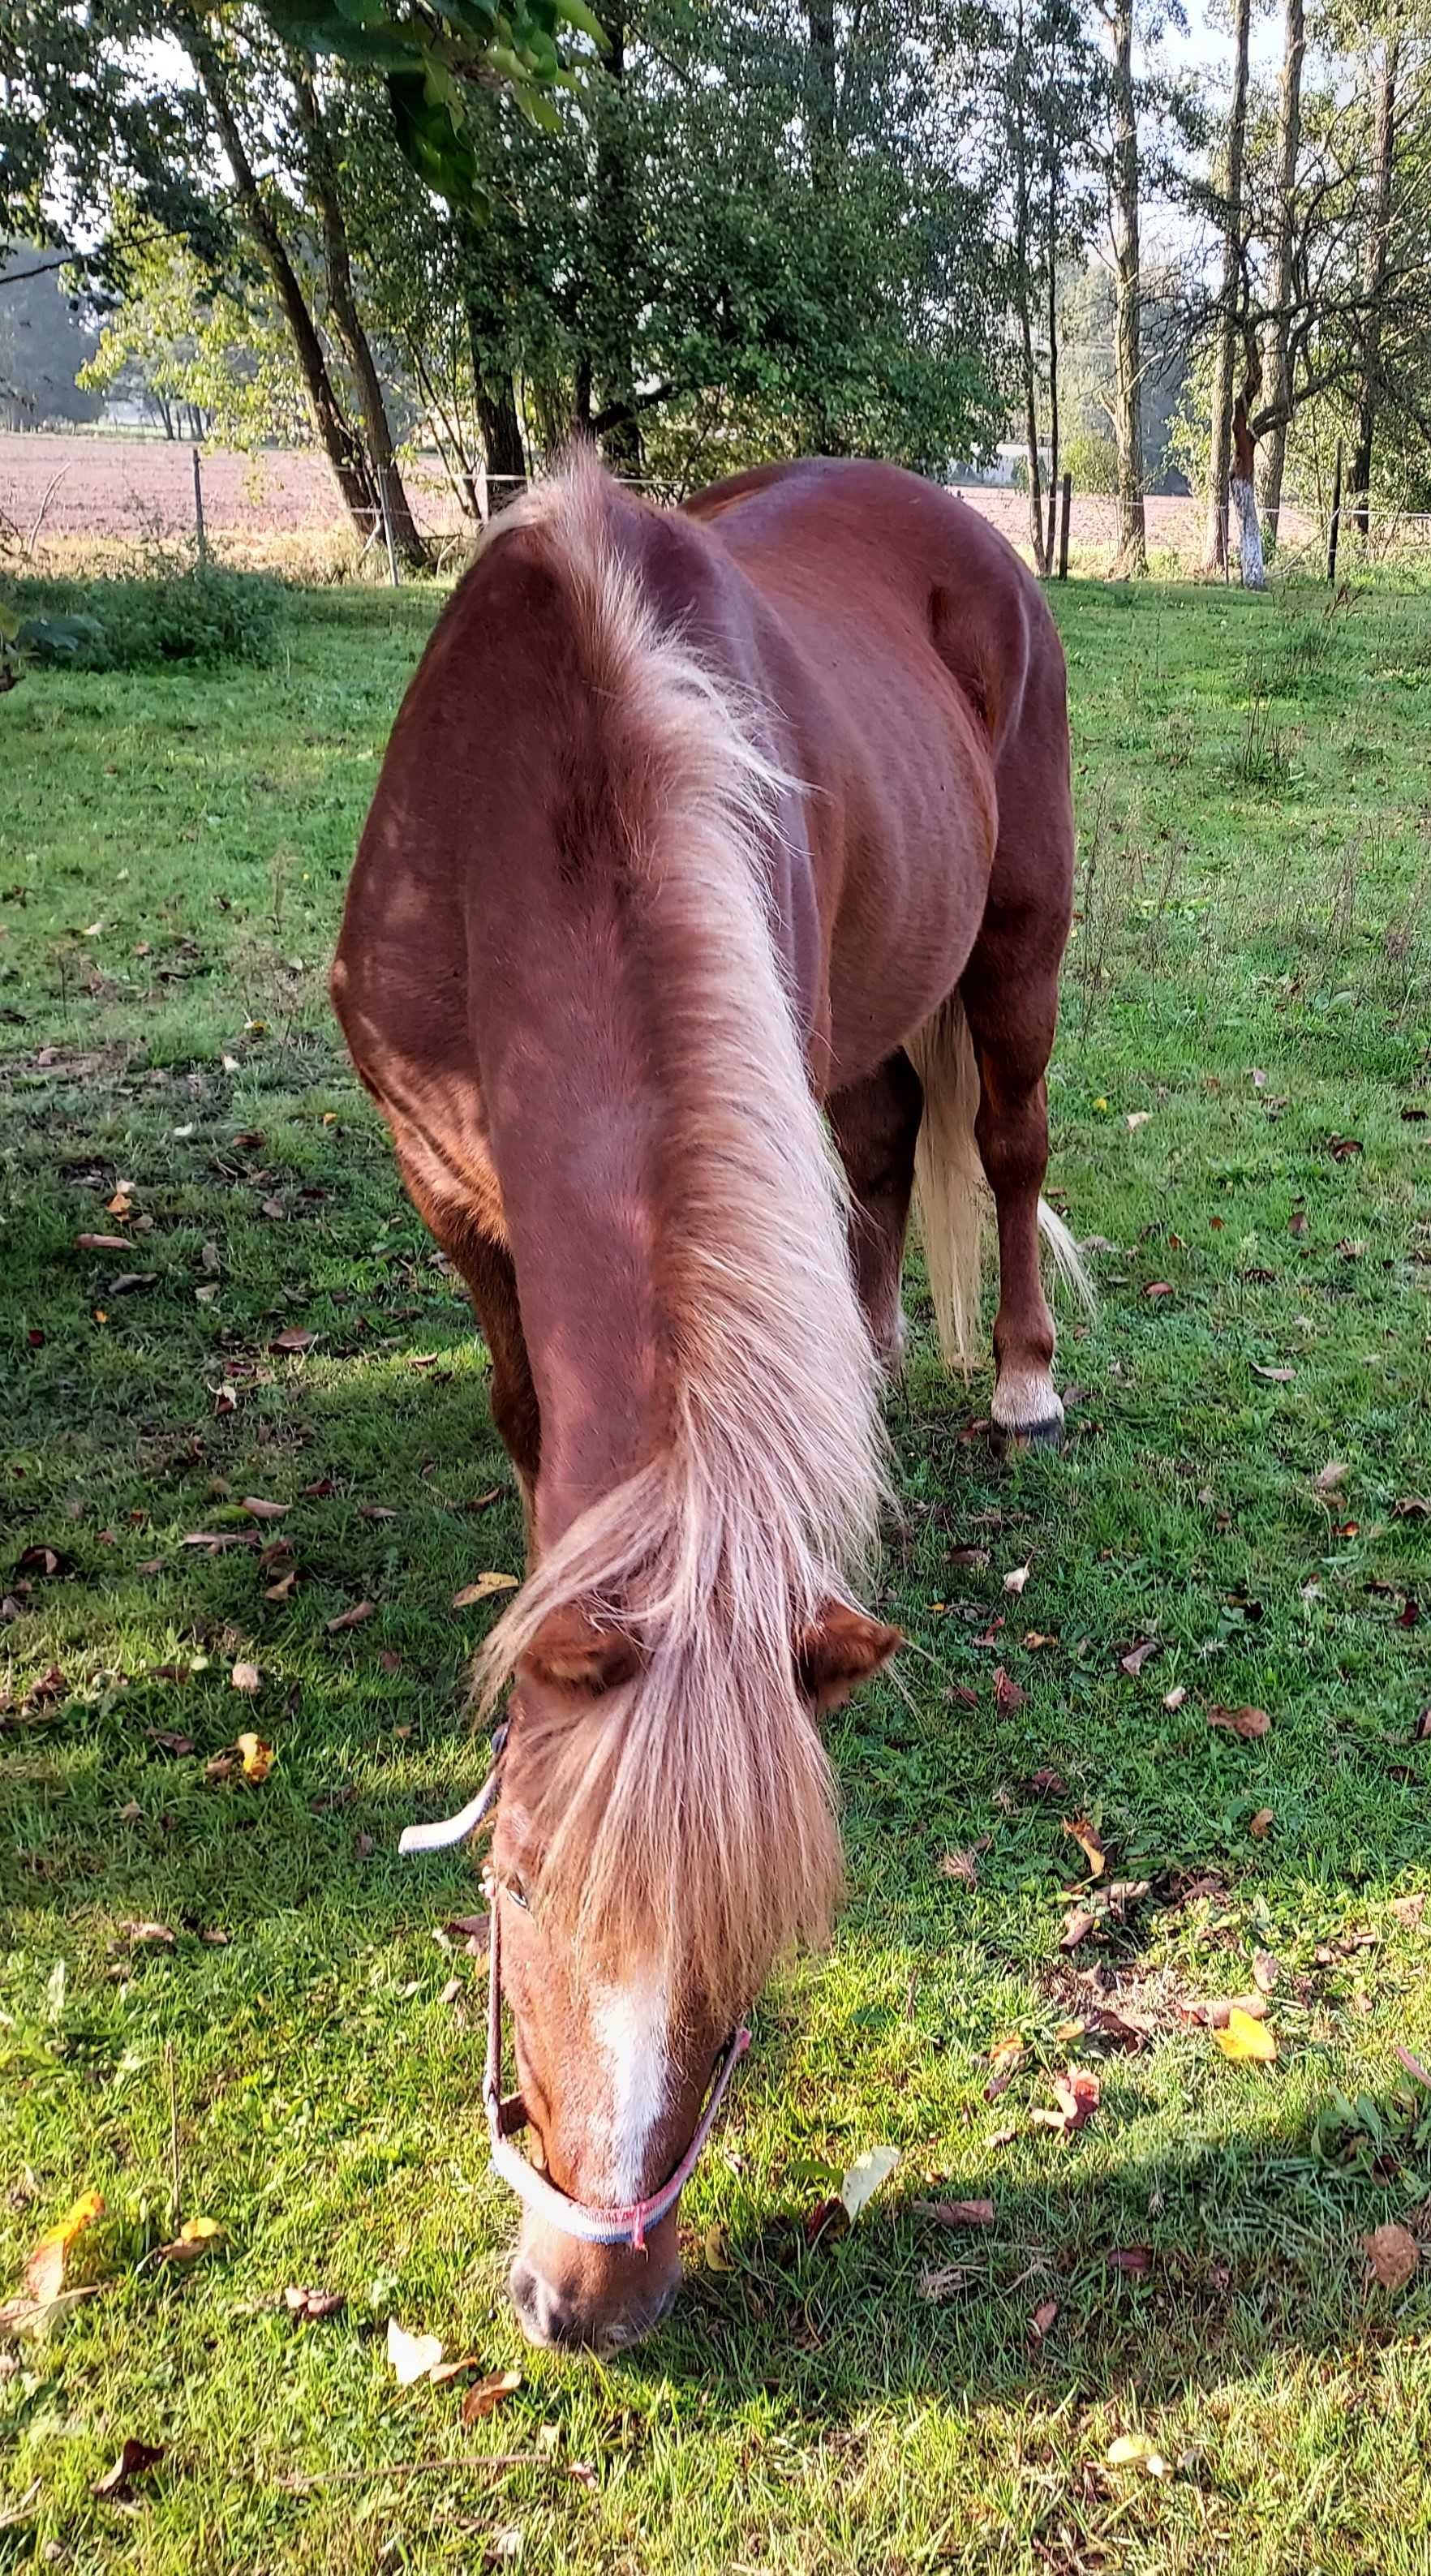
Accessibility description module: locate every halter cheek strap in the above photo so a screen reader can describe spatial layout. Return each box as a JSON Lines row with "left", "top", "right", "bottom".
{"left": 398, "top": 1730, "right": 751, "bottom": 2252}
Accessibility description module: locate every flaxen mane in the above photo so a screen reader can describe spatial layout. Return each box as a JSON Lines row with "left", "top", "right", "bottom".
{"left": 473, "top": 459, "right": 887, "bottom": 2011}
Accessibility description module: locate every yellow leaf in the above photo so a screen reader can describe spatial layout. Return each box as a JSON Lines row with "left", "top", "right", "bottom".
{"left": 387, "top": 2317, "right": 445, "bottom": 2385}
{"left": 156, "top": 2215, "right": 222, "bottom": 2262}
{"left": 703, "top": 2224, "right": 733, "bottom": 2273}
{"left": 236, "top": 1732, "right": 273, "bottom": 1784}
{"left": 452, "top": 1571, "right": 519, "bottom": 1609}
{"left": 1214, "top": 2005, "right": 1277, "bottom": 2063}
{"left": 1107, "top": 2432, "right": 1168, "bottom": 2477}
{"left": 462, "top": 2366, "right": 522, "bottom": 2424}
{"left": 24, "top": 2189, "right": 105, "bottom": 2306}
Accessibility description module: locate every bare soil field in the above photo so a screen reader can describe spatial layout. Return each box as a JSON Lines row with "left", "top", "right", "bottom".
{"left": 3, "top": 427, "right": 1317, "bottom": 573}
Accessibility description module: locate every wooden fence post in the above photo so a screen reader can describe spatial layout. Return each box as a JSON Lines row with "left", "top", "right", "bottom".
{"left": 376, "top": 470, "right": 402, "bottom": 588}
{"left": 1327, "top": 437, "right": 1343, "bottom": 586}
{"left": 1058, "top": 472, "right": 1072, "bottom": 581}
{"left": 191, "top": 447, "right": 207, "bottom": 564}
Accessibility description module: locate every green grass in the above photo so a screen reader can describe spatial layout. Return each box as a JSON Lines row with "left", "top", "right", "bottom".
{"left": 3, "top": 572, "right": 1431, "bottom": 2574}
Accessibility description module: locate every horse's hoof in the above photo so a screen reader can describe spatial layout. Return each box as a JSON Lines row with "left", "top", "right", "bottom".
{"left": 991, "top": 1372, "right": 1065, "bottom": 1452}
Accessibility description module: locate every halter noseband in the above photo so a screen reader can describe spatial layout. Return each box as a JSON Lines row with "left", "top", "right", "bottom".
{"left": 398, "top": 1728, "right": 750, "bottom": 2253}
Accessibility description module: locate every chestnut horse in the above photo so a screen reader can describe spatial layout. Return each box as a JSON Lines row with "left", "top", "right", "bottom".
{"left": 331, "top": 452, "right": 1086, "bottom": 2351}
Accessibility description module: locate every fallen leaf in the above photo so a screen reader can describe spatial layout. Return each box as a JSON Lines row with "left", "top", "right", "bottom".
{"left": 117, "top": 1920, "right": 175, "bottom": 1948}
{"left": 1365, "top": 2222, "right": 1420, "bottom": 2292}
{"left": 1107, "top": 2432, "right": 1168, "bottom": 2478}
{"left": 462, "top": 2367, "right": 523, "bottom": 2424}
{"left": 1214, "top": 2006, "right": 1277, "bottom": 2063}
{"left": 1029, "top": 2296, "right": 1059, "bottom": 2340}
{"left": 386, "top": 2316, "right": 445, "bottom": 2385}
{"left": 1029, "top": 1768, "right": 1066, "bottom": 1797}
{"left": 1207, "top": 1704, "right": 1270, "bottom": 1740}
{"left": 1059, "top": 1908, "right": 1098, "bottom": 1951}
{"left": 703, "top": 2224, "right": 733, "bottom": 2273}
{"left": 1248, "top": 1807, "right": 1274, "bottom": 1838}
{"left": 242, "top": 1496, "right": 290, "bottom": 1522}
{"left": 1125, "top": 1111, "right": 1151, "bottom": 1131}
{"left": 284, "top": 2283, "right": 346, "bottom": 2322}
{"left": 1143, "top": 1281, "right": 1174, "bottom": 1299}
{"left": 917, "top": 2265, "right": 969, "bottom": 2300}
{"left": 155, "top": 2216, "right": 222, "bottom": 2263}
{"left": 92, "top": 2437, "right": 165, "bottom": 2501}
{"left": 1251, "top": 1363, "right": 1296, "bottom": 1383}
{"left": 941, "top": 1848, "right": 981, "bottom": 1887}
{"left": 840, "top": 2145, "right": 900, "bottom": 2222}
{"left": 483, "top": 2526, "right": 523, "bottom": 2564}
{"left": 948, "top": 1545, "right": 990, "bottom": 1569}
{"left": 1391, "top": 1894, "right": 1427, "bottom": 1928}
{"left": 326, "top": 1601, "right": 376, "bottom": 1632}
{"left": 230, "top": 1660, "right": 261, "bottom": 1695}
{"left": 1119, "top": 1638, "right": 1159, "bottom": 1677}
{"left": 1107, "top": 2246, "right": 1153, "bottom": 2274}
{"left": 428, "top": 2354, "right": 483, "bottom": 2385}
{"left": 1327, "top": 1135, "right": 1363, "bottom": 1161}
{"left": 269, "top": 1328, "right": 314, "bottom": 1355}
{"left": 1003, "top": 1561, "right": 1031, "bottom": 1597}
{"left": 1252, "top": 1948, "right": 1279, "bottom": 1993}
{"left": 1196, "top": 1992, "right": 1268, "bottom": 2029}
{"left": 236, "top": 1732, "right": 273, "bottom": 1784}
{"left": 359, "top": 1504, "right": 399, "bottom": 1522}
{"left": 107, "top": 1271, "right": 157, "bottom": 1295}
{"left": 1031, "top": 2069, "right": 1100, "bottom": 2135}
{"left": 19, "top": 2190, "right": 105, "bottom": 2309}
{"left": 1314, "top": 1461, "right": 1350, "bottom": 1495}
{"left": 913, "top": 2196, "right": 995, "bottom": 2228}
{"left": 1064, "top": 1818, "right": 1106, "bottom": 1878}
{"left": 1162, "top": 1683, "right": 1188, "bottom": 1711}
{"left": 75, "top": 1233, "right": 131, "bottom": 1252}
{"left": 993, "top": 1666, "right": 1026, "bottom": 1713}
{"left": 452, "top": 1572, "right": 520, "bottom": 1608}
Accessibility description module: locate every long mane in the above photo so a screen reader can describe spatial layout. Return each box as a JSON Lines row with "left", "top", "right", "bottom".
{"left": 473, "top": 457, "right": 887, "bottom": 2012}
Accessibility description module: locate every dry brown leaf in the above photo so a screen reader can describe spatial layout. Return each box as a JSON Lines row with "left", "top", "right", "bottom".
{"left": 1391, "top": 1893, "right": 1427, "bottom": 1928}
{"left": 269, "top": 1328, "right": 315, "bottom": 1355}
{"left": 1003, "top": 1561, "right": 1031, "bottom": 1597}
{"left": 283, "top": 2285, "right": 346, "bottom": 2321}
{"left": 1107, "top": 2245, "right": 1153, "bottom": 2274}
{"left": 1365, "top": 2223, "right": 1420, "bottom": 2291}
{"left": 230, "top": 1660, "right": 261, "bottom": 1695}
{"left": 92, "top": 2437, "right": 165, "bottom": 2501}
{"left": 1119, "top": 1638, "right": 1160, "bottom": 1677}
{"left": 1248, "top": 1807, "right": 1274, "bottom": 1838}
{"left": 1251, "top": 1363, "right": 1296, "bottom": 1383}
{"left": 462, "top": 2366, "right": 523, "bottom": 2424}
{"left": 1064, "top": 1818, "right": 1107, "bottom": 1878}
{"left": 242, "top": 1496, "right": 290, "bottom": 1522}
{"left": 1252, "top": 1949, "right": 1280, "bottom": 1994}
{"left": 993, "top": 1666, "right": 1026, "bottom": 1713}
{"left": 1313, "top": 1461, "right": 1350, "bottom": 1495}
{"left": 1059, "top": 1907, "right": 1098, "bottom": 1951}
{"left": 155, "top": 2216, "right": 221, "bottom": 2263}
{"left": 940, "top": 1848, "right": 981, "bottom": 1887}
{"left": 1207, "top": 1704, "right": 1271, "bottom": 1739}
{"left": 1029, "top": 2298, "right": 1059, "bottom": 2341}
{"left": 326, "top": 1601, "right": 376, "bottom": 1633}
{"left": 913, "top": 2196, "right": 995, "bottom": 2229}
{"left": 917, "top": 2265, "right": 969, "bottom": 2300}
{"left": 75, "top": 1233, "right": 131, "bottom": 1252}
{"left": 1030, "top": 2068, "right": 1100, "bottom": 2136}
{"left": 1162, "top": 1683, "right": 1188, "bottom": 1711}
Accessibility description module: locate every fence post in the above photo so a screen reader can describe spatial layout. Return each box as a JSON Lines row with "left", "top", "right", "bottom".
{"left": 1327, "top": 436, "right": 1343, "bottom": 586}
{"left": 1058, "top": 471, "right": 1072, "bottom": 581}
{"left": 376, "top": 470, "right": 402, "bottom": 589}
{"left": 191, "top": 446, "right": 207, "bottom": 564}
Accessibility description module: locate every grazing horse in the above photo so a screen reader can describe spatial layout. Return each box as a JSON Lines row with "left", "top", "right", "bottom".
{"left": 331, "top": 452, "right": 1086, "bottom": 2352}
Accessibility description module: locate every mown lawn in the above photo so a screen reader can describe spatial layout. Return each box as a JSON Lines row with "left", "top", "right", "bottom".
{"left": 3, "top": 569, "right": 1431, "bottom": 2576}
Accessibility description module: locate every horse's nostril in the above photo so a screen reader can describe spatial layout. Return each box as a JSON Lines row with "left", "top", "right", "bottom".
{"left": 509, "top": 2260, "right": 582, "bottom": 2349}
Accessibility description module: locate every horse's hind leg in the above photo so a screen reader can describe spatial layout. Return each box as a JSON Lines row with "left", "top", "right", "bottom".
{"left": 827, "top": 1050, "right": 924, "bottom": 1376}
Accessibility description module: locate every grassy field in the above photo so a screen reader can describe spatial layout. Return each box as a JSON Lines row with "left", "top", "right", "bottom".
{"left": 3, "top": 565, "right": 1431, "bottom": 2576}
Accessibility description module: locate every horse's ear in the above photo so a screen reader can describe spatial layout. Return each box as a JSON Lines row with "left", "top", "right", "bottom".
{"left": 796, "top": 1604, "right": 901, "bottom": 1715}
{"left": 518, "top": 1600, "right": 642, "bottom": 1694}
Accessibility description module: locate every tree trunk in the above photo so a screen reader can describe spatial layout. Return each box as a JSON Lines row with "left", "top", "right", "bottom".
{"left": 290, "top": 63, "right": 426, "bottom": 569}
{"left": 475, "top": 377, "right": 527, "bottom": 509}
{"left": 181, "top": 19, "right": 376, "bottom": 541}
{"left": 1046, "top": 157, "right": 1060, "bottom": 570}
{"left": 1350, "top": 29, "right": 1400, "bottom": 540}
{"left": 593, "top": 0, "right": 642, "bottom": 474}
{"left": 1010, "top": 7, "right": 1048, "bottom": 576}
{"left": 1202, "top": 0, "right": 1253, "bottom": 575}
{"left": 1105, "top": 0, "right": 1146, "bottom": 573}
{"left": 1231, "top": 394, "right": 1265, "bottom": 588}
{"left": 1257, "top": 0, "right": 1304, "bottom": 547}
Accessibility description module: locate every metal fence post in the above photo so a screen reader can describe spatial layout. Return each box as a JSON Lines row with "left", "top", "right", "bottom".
{"left": 1058, "top": 471, "right": 1072, "bottom": 580}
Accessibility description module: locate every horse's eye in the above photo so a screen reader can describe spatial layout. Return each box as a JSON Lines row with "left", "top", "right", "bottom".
{"left": 506, "top": 1878, "right": 530, "bottom": 1912}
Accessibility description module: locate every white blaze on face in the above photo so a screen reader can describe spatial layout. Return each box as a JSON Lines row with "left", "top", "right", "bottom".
{"left": 588, "top": 1972, "right": 671, "bottom": 2206}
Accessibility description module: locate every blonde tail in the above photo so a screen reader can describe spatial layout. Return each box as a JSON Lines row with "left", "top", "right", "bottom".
{"left": 906, "top": 994, "right": 1094, "bottom": 1375}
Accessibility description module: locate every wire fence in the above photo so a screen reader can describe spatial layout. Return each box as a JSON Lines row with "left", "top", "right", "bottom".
{"left": 3, "top": 427, "right": 1429, "bottom": 587}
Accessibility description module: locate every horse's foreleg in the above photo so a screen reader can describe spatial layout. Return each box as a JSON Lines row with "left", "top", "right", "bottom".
{"left": 958, "top": 941, "right": 1064, "bottom": 1449}
{"left": 393, "top": 1148, "right": 541, "bottom": 1556}
{"left": 827, "top": 1050, "right": 924, "bottom": 1377}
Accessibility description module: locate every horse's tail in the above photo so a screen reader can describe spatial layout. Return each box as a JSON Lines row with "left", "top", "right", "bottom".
{"left": 906, "top": 992, "right": 1092, "bottom": 1374}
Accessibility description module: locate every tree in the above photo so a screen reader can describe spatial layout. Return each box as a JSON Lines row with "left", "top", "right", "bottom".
{"left": 997, "top": 0, "right": 1103, "bottom": 573}
{"left": 76, "top": 217, "right": 307, "bottom": 444}
{"left": 1257, "top": 0, "right": 1306, "bottom": 544}
{"left": 1098, "top": 0, "right": 1146, "bottom": 572}
{"left": 1349, "top": 19, "right": 1403, "bottom": 535}
{"left": 1201, "top": 0, "right": 1253, "bottom": 575}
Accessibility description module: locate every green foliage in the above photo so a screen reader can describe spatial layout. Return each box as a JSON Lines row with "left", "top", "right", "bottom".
{"left": 1062, "top": 427, "right": 1119, "bottom": 496}
{"left": 11, "top": 565, "right": 286, "bottom": 671}
{"left": 75, "top": 213, "right": 307, "bottom": 449}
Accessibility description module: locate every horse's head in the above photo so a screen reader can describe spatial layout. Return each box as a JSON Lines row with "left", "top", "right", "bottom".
{"left": 487, "top": 1595, "right": 900, "bottom": 2352}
